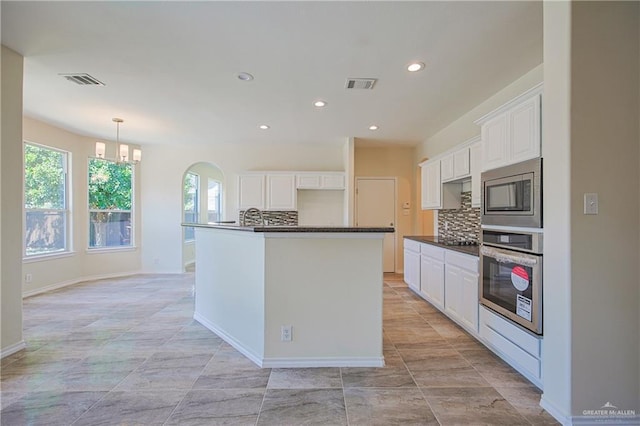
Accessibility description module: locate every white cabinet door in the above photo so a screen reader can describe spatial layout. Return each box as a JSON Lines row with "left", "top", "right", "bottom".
{"left": 459, "top": 269, "right": 479, "bottom": 333}
{"left": 453, "top": 147, "right": 470, "bottom": 179}
{"left": 421, "top": 161, "right": 441, "bottom": 209}
{"left": 321, "top": 174, "right": 345, "bottom": 189}
{"left": 238, "top": 175, "right": 265, "bottom": 210}
{"left": 296, "top": 174, "right": 321, "bottom": 189}
{"left": 510, "top": 94, "right": 541, "bottom": 164}
{"left": 481, "top": 113, "right": 509, "bottom": 171}
{"left": 266, "top": 174, "right": 296, "bottom": 210}
{"left": 420, "top": 255, "right": 445, "bottom": 310}
{"left": 404, "top": 249, "right": 420, "bottom": 293}
{"left": 470, "top": 142, "right": 483, "bottom": 208}
{"left": 444, "top": 264, "right": 462, "bottom": 321}
{"left": 440, "top": 155, "right": 454, "bottom": 182}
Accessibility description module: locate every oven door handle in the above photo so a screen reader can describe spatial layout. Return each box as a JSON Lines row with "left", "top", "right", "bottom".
{"left": 480, "top": 245, "right": 539, "bottom": 267}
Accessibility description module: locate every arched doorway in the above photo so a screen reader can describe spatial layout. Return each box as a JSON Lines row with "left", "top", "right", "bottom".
{"left": 182, "top": 162, "right": 224, "bottom": 272}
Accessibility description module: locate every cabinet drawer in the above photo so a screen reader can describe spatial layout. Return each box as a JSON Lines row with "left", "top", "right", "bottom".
{"left": 480, "top": 318, "right": 541, "bottom": 380}
{"left": 480, "top": 306, "right": 541, "bottom": 358}
{"left": 445, "top": 251, "right": 478, "bottom": 272}
{"left": 420, "top": 243, "right": 445, "bottom": 261}
{"left": 404, "top": 239, "right": 421, "bottom": 253}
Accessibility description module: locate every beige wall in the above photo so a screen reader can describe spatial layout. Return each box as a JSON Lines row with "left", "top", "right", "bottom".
{"left": 542, "top": 1, "right": 640, "bottom": 422}
{"left": 354, "top": 144, "right": 416, "bottom": 272}
{"left": 22, "top": 117, "right": 142, "bottom": 296}
{"left": 1, "top": 46, "right": 25, "bottom": 355}
{"left": 569, "top": 1, "right": 639, "bottom": 416}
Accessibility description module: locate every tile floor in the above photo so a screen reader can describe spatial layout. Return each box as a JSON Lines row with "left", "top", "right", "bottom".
{"left": 1, "top": 273, "right": 558, "bottom": 425}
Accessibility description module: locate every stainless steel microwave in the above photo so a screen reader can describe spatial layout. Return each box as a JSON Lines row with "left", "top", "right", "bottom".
{"left": 481, "top": 158, "right": 542, "bottom": 228}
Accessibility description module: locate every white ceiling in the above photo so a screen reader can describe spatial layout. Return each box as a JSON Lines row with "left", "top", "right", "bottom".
{"left": 1, "top": 1, "right": 542, "bottom": 148}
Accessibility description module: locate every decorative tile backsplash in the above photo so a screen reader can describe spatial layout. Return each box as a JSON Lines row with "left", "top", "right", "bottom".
{"left": 437, "top": 192, "right": 480, "bottom": 242}
{"left": 239, "top": 210, "right": 298, "bottom": 226}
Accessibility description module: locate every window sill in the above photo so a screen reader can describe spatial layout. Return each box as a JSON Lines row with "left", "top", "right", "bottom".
{"left": 23, "top": 251, "right": 76, "bottom": 263}
{"left": 85, "top": 246, "right": 138, "bottom": 255}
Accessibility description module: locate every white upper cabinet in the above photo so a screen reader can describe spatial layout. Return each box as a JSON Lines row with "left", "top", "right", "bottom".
{"left": 441, "top": 147, "right": 470, "bottom": 183}
{"left": 296, "top": 172, "right": 345, "bottom": 190}
{"left": 453, "top": 147, "right": 470, "bottom": 178}
{"left": 238, "top": 175, "right": 265, "bottom": 210}
{"left": 510, "top": 94, "right": 541, "bottom": 164}
{"left": 476, "top": 84, "right": 542, "bottom": 171}
{"left": 440, "top": 154, "right": 455, "bottom": 182}
{"left": 266, "top": 174, "right": 297, "bottom": 210}
{"left": 470, "top": 140, "right": 483, "bottom": 208}
{"left": 421, "top": 159, "right": 462, "bottom": 210}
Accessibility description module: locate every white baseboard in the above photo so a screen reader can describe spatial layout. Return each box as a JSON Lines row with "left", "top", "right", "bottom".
{"left": 22, "top": 270, "right": 140, "bottom": 298}
{"left": 193, "top": 312, "right": 264, "bottom": 367}
{"left": 1, "top": 340, "right": 26, "bottom": 359}
{"left": 262, "top": 357, "right": 385, "bottom": 368}
{"left": 540, "top": 395, "right": 570, "bottom": 425}
{"left": 568, "top": 415, "right": 640, "bottom": 425}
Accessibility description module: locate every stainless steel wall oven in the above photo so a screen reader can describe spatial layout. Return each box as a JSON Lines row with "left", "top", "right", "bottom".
{"left": 479, "top": 228, "right": 543, "bottom": 334}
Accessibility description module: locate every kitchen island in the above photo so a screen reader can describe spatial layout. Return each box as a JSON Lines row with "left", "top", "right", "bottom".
{"left": 187, "top": 223, "right": 393, "bottom": 368}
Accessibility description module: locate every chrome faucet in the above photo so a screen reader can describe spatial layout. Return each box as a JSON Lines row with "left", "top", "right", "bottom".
{"left": 241, "top": 208, "right": 265, "bottom": 226}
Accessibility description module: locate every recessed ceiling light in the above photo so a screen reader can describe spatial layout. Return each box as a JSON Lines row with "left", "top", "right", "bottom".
{"left": 258, "top": 124, "right": 270, "bottom": 130}
{"left": 313, "top": 100, "right": 327, "bottom": 108}
{"left": 237, "top": 72, "right": 254, "bottom": 81}
{"left": 369, "top": 125, "right": 379, "bottom": 131}
{"left": 407, "top": 62, "right": 425, "bottom": 72}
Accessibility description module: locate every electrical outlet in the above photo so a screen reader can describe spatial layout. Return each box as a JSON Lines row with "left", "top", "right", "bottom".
{"left": 25, "top": 273, "right": 33, "bottom": 283}
{"left": 281, "top": 325, "right": 292, "bottom": 342}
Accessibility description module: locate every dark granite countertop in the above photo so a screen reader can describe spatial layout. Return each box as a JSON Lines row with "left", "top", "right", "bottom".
{"left": 183, "top": 223, "right": 394, "bottom": 233}
{"left": 404, "top": 235, "right": 479, "bottom": 257}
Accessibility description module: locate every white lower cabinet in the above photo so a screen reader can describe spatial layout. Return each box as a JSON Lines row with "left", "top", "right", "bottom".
{"left": 419, "top": 245, "right": 445, "bottom": 311}
{"left": 403, "top": 239, "right": 421, "bottom": 293}
{"left": 479, "top": 306, "right": 542, "bottom": 388}
{"left": 444, "top": 251, "right": 479, "bottom": 335}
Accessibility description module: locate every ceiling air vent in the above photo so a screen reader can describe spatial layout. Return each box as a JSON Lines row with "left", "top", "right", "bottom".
{"left": 60, "top": 73, "right": 105, "bottom": 86}
{"left": 345, "top": 78, "right": 377, "bottom": 90}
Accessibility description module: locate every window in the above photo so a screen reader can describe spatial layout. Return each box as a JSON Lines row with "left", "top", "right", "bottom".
{"left": 207, "top": 179, "right": 222, "bottom": 222}
{"left": 24, "top": 143, "right": 70, "bottom": 257}
{"left": 88, "top": 158, "right": 133, "bottom": 248}
{"left": 183, "top": 172, "right": 199, "bottom": 241}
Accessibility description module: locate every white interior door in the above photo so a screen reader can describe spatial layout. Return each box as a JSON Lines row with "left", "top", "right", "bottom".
{"left": 355, "top": 178, "right": 396, "bottom": 273}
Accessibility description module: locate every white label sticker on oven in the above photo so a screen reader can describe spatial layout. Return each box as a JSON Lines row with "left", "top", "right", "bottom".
{"left": 516, "top": 294, "right": 532, "bottom": 321}
{"left": 511, "top": 266, "right": 530, "bottom": 291}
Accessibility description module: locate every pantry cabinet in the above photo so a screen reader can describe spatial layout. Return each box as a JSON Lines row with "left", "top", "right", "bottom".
{"left": 476, "top": 84, "right": 542, "bottom": 171}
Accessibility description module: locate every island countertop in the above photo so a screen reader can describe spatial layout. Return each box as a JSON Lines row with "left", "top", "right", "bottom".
{"left": 183, "top": 223, "right": 394, "bottom": 233}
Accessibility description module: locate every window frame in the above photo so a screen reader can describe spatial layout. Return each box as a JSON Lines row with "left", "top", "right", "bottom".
{"left": 183, "top": 171, "right": 199, "bottom": 242}
{"left": 207, "top": 178, "right": 223, "bottom": 223}
{"left": 23, "top": 141, "right": 71, "bottom": 259}
{"left": 87, "top": 157, "right": 135, "bottom": 251}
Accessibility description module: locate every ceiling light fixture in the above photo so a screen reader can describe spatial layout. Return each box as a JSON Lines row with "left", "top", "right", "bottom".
{"left": 237, "top": 72, "right": 254, "bottom": 81}
{"left": 369, "top": 125, "right": 379, "bottom": 131}
{"left": 407, "top": 62, "right": 425, "bottom": 72}
{"left": 313, "top": 100, "right": 327, "bottom": 108}
{"left": 259, "top": 124, "right": 270, "bottom": 130}
{"left": 95, "top": 118, "right": 141, "bottom": 164}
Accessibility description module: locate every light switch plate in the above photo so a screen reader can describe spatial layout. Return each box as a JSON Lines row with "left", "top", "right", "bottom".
{"left": 584, "top": 193, "right": 598, "bottom": 215}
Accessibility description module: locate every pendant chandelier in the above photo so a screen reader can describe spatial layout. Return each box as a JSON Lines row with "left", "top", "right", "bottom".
{"left": 95, "top": 118, "right": 141, "bottom": 163}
